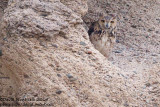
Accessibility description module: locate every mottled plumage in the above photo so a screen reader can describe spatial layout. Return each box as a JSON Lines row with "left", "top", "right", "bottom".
{"left": 89, "top": 13, "right": 117, "bottom": 57}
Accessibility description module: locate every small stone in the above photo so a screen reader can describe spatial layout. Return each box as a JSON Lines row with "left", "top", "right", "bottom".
{"left": 66, "top": 74, "right": 77, "bottom": 82}
{"left": 146, "top": 99, "right": 150, "bottom": 103}
{"left": 145, "top": 83, "right": 151, "bottom": 87}
{"left": 56, "top": 90, "right": 62, "bottom": 94}
{"left": 39, "top": 42, "right": 47, "bottom": 47}
{"left": 80, "top": 41, "right": 86, "bottom": 46}
{"left": 133, "top": 71, "right": 137, "bottom": 74}
{"left": 42, "top": 89, "right": 47, "bottom": 92}
{"left": 24, "top": 74, "right": 29, "bottom": 78}
{"left": 57, "top": 74, "right": 61, "bottom": 77}
{"left": 116, "top": 40, "right": 120, "bottom": 43}
{"left": 56, "top": 67, "right": 62, "bottom": 71}
{"left": 131, "top": 25, "right": 137, "bottom": 28}
{"left": 114, "top": 50, "right": 122, "bottom": 53}
{"left": 34, "top": 46, "right": 39, "bottom": 49}
{"left": 0, "top": 50, "right": 2, "bottom": 56}
{"left": 148, "top": 28, "right": 154, "bottom": 32}
{"left": 156, "top": 18, "right": 160, "bottom": 23}
{"left": 106, "top": 94, "right": 110, "bottom": 97}
{"left": 112, "top": 98, "right": 118, "bottom": 102}
{"left": 40, "top": 13, "right": 49, "bottom": 17}
{"left": 49, "top": 64, "right": 54, "bottom": 67}
{"left": 66, "top": 74, "right": 73, "bottom": 78}
{"left": 3, "top": 37, "right": 8, "bottom": 41}
{"left": 155, "top": 31, "right": 159, "bottom": 34}
{"left": 69, "top": 77, "right": 77, "bottom": 82}
{"left": 87, "top": 51, "right": 92, "bottom": 54}
{"left": 126, "top": 4, "right": 129, "bottom": 7}
{"left": 52, "top": 44, "right": 58, "bottom": 48}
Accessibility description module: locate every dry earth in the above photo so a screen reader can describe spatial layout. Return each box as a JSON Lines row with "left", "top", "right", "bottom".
{"left": 0, "top": 0, "right": 160, "bottom": 107}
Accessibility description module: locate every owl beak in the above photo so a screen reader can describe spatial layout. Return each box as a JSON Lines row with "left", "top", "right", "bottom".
{"left": 106, "top": 24, "right": 110, "bottom": 28}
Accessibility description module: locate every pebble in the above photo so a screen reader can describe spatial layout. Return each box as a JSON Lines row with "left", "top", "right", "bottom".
{"left": 66, "top": 74, "right": 77, "bottom": 82}
{"left": 0, "top": 50, "right": 2, "bottom": 56}
{"left": 156, "top": 18, "right": 160, "bottom": 23}
{"left": 3, "top": 37, "right": 8, "bottom": 41}
{"left": 87, "top": 51, "right": 92, "bottom": 54}
{"left": 106, "top": 94, "right": 110, "bottom": 97}
{"left": 148, "top": 28, "right": 154, "bottom": 32}
{"left": 155, "top": 31, "right": 159, "bottom": 34}
{"left": 56, "top": 67, "right": 62, "bottom": 71}
{"left": 114, "top": 50, "right": 122, "bottom": 53}
{"left": 80, "top": 41, "right": 86, "bottom": 46}
{"left": 145, "top": 83, "right": 151, "bottom": 87}
{"left": 69, "top": 77, "right": 77, "bottom": 82}
{"left": 131, "top": 25, "right": 137, "bottom": 28}
{"left": 56, "top": 90, "right": 62, "bottom": 94}
{"left": 116, "top": 40, "right": 120, "bottom": 43}
{"left": 24, "top": 74, "right": 29, "bottom": 78}
{"left": 66, "top": 74, "right": 73, "bottom": 78}
{"left": 133, "top": 71, "right": 137, "bottom": 74}
{"left": 39, "top": 42, "right": 47, "bottom": 47}
{"left": 51, "top": 44, "right": 58, "bottom": 48}
{"left": 57, "top": 74, "right": 62, "bottom": 77}
{"left": 120, "top": 73, "right": 128, "bottom": 79}
{"left": 49, "top": 64, "right": 54, "bottom": 67}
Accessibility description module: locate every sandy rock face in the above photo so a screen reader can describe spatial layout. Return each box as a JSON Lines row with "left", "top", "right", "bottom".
{"left": 60, "top": 0, "right": 88, "bottom": 17}
{"left": 84, "top": 0, "right": 160, "bottom": 106}
{"left": 1, "top": 0, "right": 83, "bottom": 39}
{"left": 0, "top": 0, "right": 132, "bottom": 107}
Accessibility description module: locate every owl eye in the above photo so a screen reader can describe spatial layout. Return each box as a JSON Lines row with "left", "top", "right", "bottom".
{"left": 101, "top": 20, "right": 105, "bottom": 22}
{"left": 111, "top": 21, "right": 114, "bottom": 23}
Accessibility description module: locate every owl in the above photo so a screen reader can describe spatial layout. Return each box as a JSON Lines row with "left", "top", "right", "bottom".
{"left": 88, "top": 13, "right": 117, "bottom": 57}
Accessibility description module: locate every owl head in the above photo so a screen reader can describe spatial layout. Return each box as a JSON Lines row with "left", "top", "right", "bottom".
{"left": 98, "top": 13, "right": 117, "bottom": 31}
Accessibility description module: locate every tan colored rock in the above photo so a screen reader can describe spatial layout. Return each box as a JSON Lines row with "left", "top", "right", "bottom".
{"left": 0, "top": 0, "right": 130, "bottom": 106}
{"left": 84, "top": 0, "right": 160, "bottom": 106}
{"left": 60, "top": 0, "right": 88, "bottom": 17}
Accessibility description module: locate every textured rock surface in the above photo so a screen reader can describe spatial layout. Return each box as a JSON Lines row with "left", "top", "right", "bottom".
{"left": 0, "top": 0, "right": 159, "bottom": 107}
{"left": 1, "top": 0, "right": 84, "bottom": 39}
{"left": 0, "top": 0, "right": 131, "bottom": 106}
{"left": 84, "top": 0, "right": 160, "bottom": 106}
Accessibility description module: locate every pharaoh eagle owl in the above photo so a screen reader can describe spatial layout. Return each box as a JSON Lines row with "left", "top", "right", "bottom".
{"left": 88, "top": 13, "right": 117, "bottom": 57}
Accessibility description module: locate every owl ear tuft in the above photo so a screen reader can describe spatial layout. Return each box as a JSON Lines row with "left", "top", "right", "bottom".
{"left": 99, "top": 13, "right": 104, "bottom": 17}
{"left": 109, "top": 14, "right": 117, "bottom": 19}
